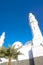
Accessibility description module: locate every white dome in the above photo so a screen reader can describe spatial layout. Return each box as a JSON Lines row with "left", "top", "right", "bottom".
{"left": 12, "top": 41, "right": 23, "bottom": 48}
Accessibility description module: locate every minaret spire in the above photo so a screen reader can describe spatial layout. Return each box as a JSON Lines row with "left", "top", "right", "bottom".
{"left": 29, "top": 13, "right": 43, "bottom": 46}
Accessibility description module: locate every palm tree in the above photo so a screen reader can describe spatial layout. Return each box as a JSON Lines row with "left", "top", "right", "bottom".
{"left": 0, "top": 45, "right": 22, "bottom": 65}
{"left": 5, "top": 45, "right": 22, "bottom": 65}
{"left": 0, "top": 46, "right": 21, "bottom": 65}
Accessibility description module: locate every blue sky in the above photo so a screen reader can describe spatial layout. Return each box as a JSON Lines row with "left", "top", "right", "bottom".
{"left": 0, "top": 0, "right": 43, "bottom": 47}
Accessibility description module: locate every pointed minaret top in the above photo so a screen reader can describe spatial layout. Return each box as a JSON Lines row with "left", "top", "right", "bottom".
{"left": 29, "top": 13, "right": 35, "bottom": 19}
{"left": 29, "top": 13, "right": 38, "bottom": 24}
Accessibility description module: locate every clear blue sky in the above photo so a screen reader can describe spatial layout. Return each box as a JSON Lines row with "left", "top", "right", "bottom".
{"left": 0, "top": 0, "right": 43, "bottom": 47}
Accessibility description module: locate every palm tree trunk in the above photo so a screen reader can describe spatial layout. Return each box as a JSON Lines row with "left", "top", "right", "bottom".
{"left": 16, "top": 58, "right": 18, "bottom": 65}
{"left": 8, "top": 57, "right": 11, "bottom": 65}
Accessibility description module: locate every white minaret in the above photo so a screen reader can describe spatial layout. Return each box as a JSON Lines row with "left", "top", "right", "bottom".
{"left": 29, "top": 13, "right": 43, "bottom": 46}
{"left": 0, "top": 32, "right": 5, "bottom": 47}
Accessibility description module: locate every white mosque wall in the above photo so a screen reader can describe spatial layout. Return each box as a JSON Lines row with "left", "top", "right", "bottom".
{"left": 32, "top": 46, "right": 43, "bottom": 57}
